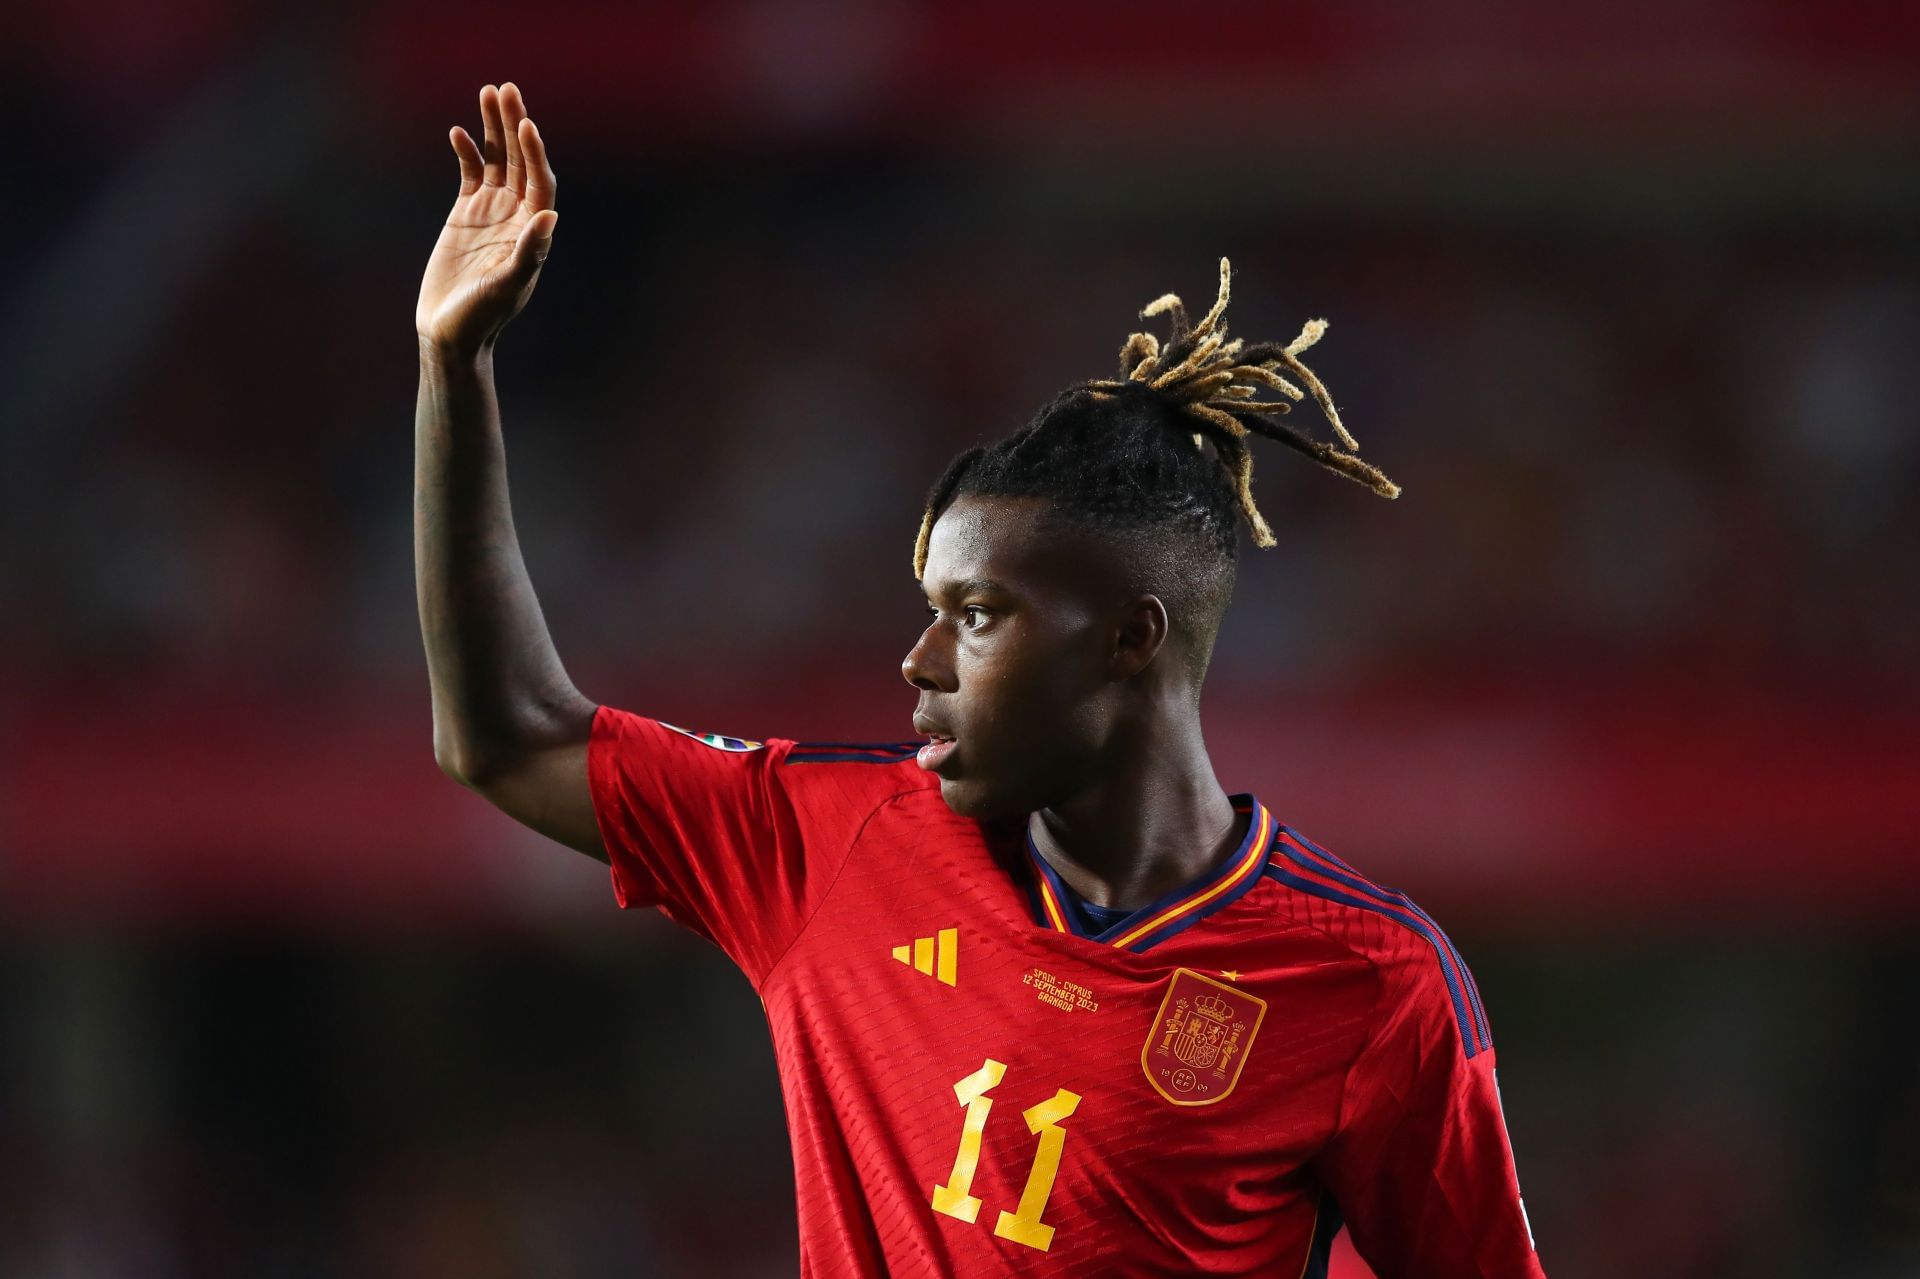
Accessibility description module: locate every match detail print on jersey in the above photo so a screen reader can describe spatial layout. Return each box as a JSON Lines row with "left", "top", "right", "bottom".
{"left": 1142, "top": 967, "right": 1268, "bottom": 1106}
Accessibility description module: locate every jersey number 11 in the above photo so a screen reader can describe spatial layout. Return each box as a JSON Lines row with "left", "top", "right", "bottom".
{"left": 931, "top": 1058, "right": 1083, "bottom": 1252}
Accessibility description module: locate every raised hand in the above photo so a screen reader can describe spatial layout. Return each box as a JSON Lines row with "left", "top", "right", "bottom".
{"left": 416, "top": 83, "right": 558, "bottom": 358}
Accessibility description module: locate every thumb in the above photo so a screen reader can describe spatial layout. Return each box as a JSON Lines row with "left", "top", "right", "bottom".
{"left": 513, "top": 210, "right": 558, "bottom": 273}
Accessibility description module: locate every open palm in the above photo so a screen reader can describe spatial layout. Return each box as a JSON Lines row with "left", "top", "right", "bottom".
{"left": 416, "top": 82, "right": 558, "bottom": 355}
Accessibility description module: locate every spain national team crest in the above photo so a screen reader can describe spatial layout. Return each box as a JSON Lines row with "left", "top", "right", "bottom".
{"left": 658, "top": 721, "right": 764, "bottom": 752}
{"left": 1141, "top": 968, "right": 1267, "bottom": 1106}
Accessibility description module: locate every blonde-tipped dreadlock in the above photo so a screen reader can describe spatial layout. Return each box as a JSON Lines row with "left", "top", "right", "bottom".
{"left": 1081, "top": 257, "right": 1400, "bottom": 550}
{"left": 911, "top": 258, "right": 1399, "bottom": 582}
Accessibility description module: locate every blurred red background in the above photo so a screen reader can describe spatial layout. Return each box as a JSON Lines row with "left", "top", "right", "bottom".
{"left": 2, "top": 2, "right": 1917, "bottom": 1276}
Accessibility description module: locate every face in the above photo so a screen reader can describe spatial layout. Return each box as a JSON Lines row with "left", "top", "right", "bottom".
{"left": 902, "top": 494, "right": 1160, "bottom": 819}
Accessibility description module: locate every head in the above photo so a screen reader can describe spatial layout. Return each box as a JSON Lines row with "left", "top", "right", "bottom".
{"left": 901, "top": 258, "right": 1401, "bottom": 819}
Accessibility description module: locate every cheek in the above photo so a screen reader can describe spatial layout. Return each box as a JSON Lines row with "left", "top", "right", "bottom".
{"left": 966, "top": 634, "right": 1106, "bottom": 748}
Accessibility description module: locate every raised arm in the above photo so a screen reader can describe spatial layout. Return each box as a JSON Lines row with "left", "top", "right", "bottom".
{"left": 414, "top": 82, "right": 603, "bottom": 861}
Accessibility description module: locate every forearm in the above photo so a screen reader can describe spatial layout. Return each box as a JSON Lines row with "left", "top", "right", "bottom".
{"left": 414, "top": 337, "right": 589, "bottom": 783}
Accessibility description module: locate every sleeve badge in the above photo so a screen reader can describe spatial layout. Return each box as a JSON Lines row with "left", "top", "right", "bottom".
{"left": 659, "top": 721, "right": 765, "bottom": 752}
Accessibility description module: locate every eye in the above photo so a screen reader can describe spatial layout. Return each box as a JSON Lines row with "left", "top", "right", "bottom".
{"left": 922, "top": 602, "right": 992, "bottom": 631}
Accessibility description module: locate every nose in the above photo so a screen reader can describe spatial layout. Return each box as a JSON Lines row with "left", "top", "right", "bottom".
{"left": 901, "top": 622, "right": 955, "bottom": 692}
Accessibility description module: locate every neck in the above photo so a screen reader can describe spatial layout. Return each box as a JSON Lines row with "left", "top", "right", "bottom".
{"left": 1026, "top": 708, "right": 1245, "bottom": 911}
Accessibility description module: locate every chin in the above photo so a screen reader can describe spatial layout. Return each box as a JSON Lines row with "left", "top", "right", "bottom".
{"left": 934, "top": 776, "right": 1025, "bottom": 821}
{"left": 935, "top": 771, "right": 1057, "bottom": 822}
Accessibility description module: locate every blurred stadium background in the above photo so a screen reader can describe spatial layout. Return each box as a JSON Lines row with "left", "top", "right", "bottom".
{"left": 3, "top": 2, "right": 1918, "bottom": 1275}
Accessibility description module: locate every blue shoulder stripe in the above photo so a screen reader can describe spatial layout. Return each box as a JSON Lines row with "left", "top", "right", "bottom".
{"left": 1278, "top": 829, "right": 1490, "bottom": 1052}
{"left": 792, "top": 740, "right": 923, "bottom": 751}
{"left": 785, "top": 744, "right": 919, "bottom": 765}
{"left": 1263, "top": 863, "right": 1486, "bottom": 1058}
{"left": 1284, "top": 830, "right": 1490, "bottom": 1033}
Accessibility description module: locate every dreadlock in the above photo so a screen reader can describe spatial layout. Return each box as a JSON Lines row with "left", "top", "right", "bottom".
{"left": 911, "top": 258, "right": 1400, "bottom": 684}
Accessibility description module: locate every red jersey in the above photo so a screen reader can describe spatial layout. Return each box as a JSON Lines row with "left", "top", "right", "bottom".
{"left": 587, "top": 705, "right": 1546, "bottom": 1278}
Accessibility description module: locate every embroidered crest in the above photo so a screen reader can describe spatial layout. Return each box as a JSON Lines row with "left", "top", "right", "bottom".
{"left": 659, "top": 721, "right": 764, "bottom": 752}
{"left": 1141, "top": 968, "right": 1266, "bottom": 1106}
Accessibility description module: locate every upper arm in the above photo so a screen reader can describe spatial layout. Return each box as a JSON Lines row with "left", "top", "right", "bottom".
{"left": 582, "top": 708, "right": 922, "bottom": 981}
{"left": 453, "top": 695, "right": 608, "bottom": 863}
{"left": 459, "top": 699, "right": 926, "bottom": 981}
{"left": 1314, "top": 949, "right": 1542, "bottom": 1278}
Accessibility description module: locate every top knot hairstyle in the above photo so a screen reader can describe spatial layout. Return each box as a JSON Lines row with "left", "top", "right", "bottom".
{"left": 912, "top": 256, "right": 1400, "bottom": 578}
{"left": 910, "top": 259, "right": 1401, "bottom": 686}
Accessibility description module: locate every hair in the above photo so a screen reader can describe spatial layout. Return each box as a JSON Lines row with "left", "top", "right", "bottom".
{"left": 912, "top": 258, "right": 1400, "bottom": 685}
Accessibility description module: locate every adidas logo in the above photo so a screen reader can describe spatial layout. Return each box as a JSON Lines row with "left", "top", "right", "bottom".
{"left": 891, "top": 927, "right": 958, "bottom": 987}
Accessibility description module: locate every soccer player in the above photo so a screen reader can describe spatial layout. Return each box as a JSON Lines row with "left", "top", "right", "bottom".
{"left": 415, "top": 82, "right": 1546, "bottom": 1277}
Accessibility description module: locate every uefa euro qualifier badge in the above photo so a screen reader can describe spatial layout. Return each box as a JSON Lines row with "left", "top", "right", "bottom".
{"left": 1142, "top": 968, "right": 1267, "bottom": 1106}
{"left": 658, "top": 721, "right": 764, "bottom": 752}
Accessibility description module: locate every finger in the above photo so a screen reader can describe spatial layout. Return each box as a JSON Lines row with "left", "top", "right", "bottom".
{"left": 499, "top": 81, "right": 528, "bottom": 200}
{"left": 449, "top": 126, "right": 483, "bottom": 195}
{"left": 521, "top": 118, "right": 556, "bottom": 212}
{"left": 512, "top": 210, "right": 558, "bottom": 276}
{"left": 479, "top": 84, "right": 506, "bottom": 188}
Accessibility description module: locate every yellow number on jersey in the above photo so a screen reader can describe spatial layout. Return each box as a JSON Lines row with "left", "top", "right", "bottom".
{"left": 931, "top": 1058, "right": 1081, "bottom": 1253}
{"left": 993, "top": 1087, "right": 1082, "bottom": 1251}
{"left": 931, "top": 1058, "right": 1006, "bottom": 1224}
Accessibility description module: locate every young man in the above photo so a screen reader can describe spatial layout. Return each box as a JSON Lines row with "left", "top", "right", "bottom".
{"left": 416, "top": 83, "right": 1546, "bottom": 1277}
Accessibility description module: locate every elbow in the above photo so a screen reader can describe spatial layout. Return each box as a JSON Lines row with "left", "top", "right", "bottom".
{"left": 433, "top": 742, "right": 477, "bottom": 788}
{"left": 431, "top": 694, "right": 593, "bottom": 789}
{"left": 434, "top": 745, "right": 474, "bottom": 788}
{"left": 433, "top": 731, "right": 503, "bottom": 790}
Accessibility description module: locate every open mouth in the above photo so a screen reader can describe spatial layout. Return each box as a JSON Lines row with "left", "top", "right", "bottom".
{"left": 916, "top": 734, "right": 957, "bottom": 772}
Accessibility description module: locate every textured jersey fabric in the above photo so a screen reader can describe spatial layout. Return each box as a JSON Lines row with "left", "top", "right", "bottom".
{"left": 587, "top": 704, "right": 1546, "bottom": 1277}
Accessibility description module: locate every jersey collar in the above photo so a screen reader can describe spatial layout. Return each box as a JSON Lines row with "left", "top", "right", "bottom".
{"left": 1020, "top": 795, "right": 1274, "bottom": 953}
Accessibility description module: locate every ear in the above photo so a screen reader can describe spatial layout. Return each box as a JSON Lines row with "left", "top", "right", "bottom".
{"left": 1109, "top": 594, "right": 1169, "bottom": 680}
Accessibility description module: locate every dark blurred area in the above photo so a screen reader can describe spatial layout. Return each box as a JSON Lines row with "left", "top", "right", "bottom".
{"left": 2, "top": 2, "right": 1918, "bottom": 1276}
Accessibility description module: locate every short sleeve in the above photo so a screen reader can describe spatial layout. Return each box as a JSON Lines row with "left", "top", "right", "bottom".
{"left": 1313, "top": 947, "right": 1545, "bottom": 1278}
{"left": 586, "top": 704, "right": 925, "bottom": 984}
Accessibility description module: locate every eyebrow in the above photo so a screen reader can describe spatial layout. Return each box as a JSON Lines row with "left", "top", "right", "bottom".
{"left": 925, "top": 577, "right": 1010, "bottom": 598}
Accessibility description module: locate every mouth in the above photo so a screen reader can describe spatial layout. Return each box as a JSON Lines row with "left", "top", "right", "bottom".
{"left": 916, "top": 736, "right": 956, "bottom": 772}
{"left": 913, "top": 718, "right": 958, "bottom": 773}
